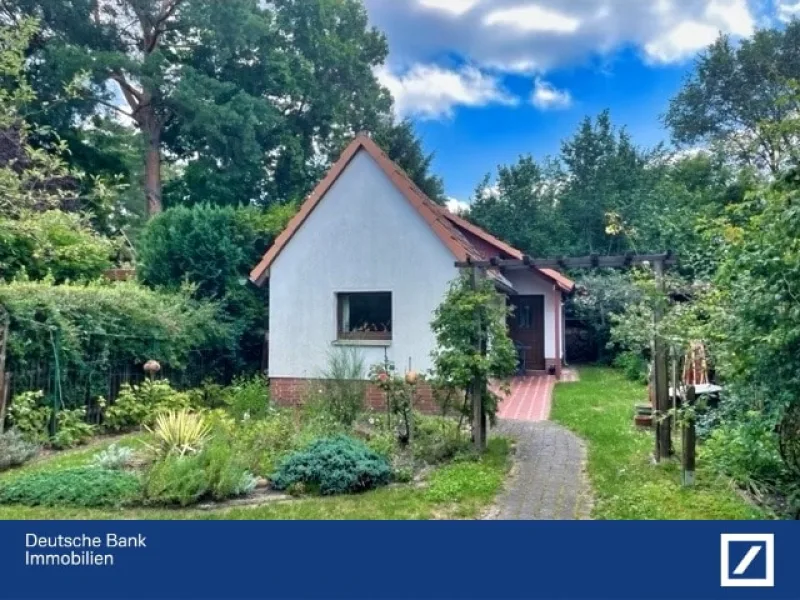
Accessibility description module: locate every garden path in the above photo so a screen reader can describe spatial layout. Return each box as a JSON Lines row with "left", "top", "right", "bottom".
{"left": 496, "top": 375, "right": 555, "bottom": 421}
{"left": 488, "top": 420, "right": 592, "bottom": 520}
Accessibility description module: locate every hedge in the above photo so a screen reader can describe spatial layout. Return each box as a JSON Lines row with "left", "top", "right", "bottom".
{"left": 0, "top": 280, "right": 240, "bottom": 407}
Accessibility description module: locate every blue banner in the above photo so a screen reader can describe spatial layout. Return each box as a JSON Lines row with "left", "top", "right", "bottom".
{"left": 0, "top": 521, "right": 796, "bottom": 599}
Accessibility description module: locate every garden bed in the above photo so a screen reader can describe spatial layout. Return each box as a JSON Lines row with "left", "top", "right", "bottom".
{"left": 0, "top": 377, "right": 512, "bottom": 520}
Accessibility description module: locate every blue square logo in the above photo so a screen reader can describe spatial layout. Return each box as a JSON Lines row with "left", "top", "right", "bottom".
{"left": 720, "top": 534, "right": 774, "bottom": 588}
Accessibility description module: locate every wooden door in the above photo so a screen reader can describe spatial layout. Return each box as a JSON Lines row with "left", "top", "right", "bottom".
{"left": 507, "top": 295, "right": 545, "bottom": 371}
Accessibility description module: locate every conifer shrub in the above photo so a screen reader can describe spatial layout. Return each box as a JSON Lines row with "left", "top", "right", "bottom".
{"left": 271, "top": 435, "right": 391, "bottom": 495}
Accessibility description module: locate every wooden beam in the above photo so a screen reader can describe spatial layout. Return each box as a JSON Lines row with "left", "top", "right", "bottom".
{"left": 455, "top": 253, "right": 677, "bottom": 270}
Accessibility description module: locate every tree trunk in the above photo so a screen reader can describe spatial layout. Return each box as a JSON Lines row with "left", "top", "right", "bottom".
{"left": 144, "top": 124, "right": 163, "bottom": 216}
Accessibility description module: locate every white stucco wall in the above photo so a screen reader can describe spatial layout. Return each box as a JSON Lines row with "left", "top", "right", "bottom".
{"left": 504, "top": 270, "right": 562, "bottom": 360}
{"left": 268, "top": 149, "right": 458, "bottom": 379}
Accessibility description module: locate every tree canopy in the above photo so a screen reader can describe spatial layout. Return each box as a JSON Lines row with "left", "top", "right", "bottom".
{"left": 666, "top": 21, "right": 800, "bottom": 175}
{"left": 5, "top": 0, "right": 442, "bottom": 217}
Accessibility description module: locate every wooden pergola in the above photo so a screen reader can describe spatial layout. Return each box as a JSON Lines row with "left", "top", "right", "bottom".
{"left": 456, "top": 252, "right": 677, "bottom": 461}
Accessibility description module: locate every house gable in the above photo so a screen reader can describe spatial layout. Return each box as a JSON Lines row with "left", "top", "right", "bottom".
{"left": 266, "top": 147, "right": 459, "bottom": 378}
{"left": 250, "top": 134, "right": 473, "bottom": 286}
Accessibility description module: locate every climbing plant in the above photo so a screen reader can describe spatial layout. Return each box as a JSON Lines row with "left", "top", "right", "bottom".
{"left": 430, "top": 272, "right": 517, "bottom": 433}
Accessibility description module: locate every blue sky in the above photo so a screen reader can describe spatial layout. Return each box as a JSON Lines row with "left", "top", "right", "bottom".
{"left": 362, "top": 0, "right": 800, "bottom": 203}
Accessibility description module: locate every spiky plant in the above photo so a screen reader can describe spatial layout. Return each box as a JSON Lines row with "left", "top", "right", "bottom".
{"left": 145, "top": 410, "right": 211, "bottom": 458}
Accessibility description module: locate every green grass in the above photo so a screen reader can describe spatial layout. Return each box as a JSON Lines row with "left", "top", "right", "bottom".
{"left": 551, "top": 367, "right": 767, "bottom": 520}
{"left": 0, "top": 436, "right": 511, "bottom": 520}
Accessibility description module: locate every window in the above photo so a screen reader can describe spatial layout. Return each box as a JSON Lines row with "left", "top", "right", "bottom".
{"left": 337, "top": 292, "right": 392, "bottom": 341}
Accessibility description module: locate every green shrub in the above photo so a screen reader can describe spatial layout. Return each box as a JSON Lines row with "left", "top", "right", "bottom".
{"left": 103, "top": 385, "right": 150, "bottom": 432}
{"left": 225, "top": 375, "right": 270, "bottom": 421}
{"left": 0, "top": 210, "right": 113, "bottom": 284}
{"left": 198, "top": 437, "right": 256, "bottom": 500}
{"left": 141, "top": 454, "right": 208, "bottom": 506}
{"left": 412, "top": 415, "right": 470, "bottom": 464}
{"left": 230, "top": 412, "right": 297, "bottom": 476}
{"left": 612, "top": 351, "right": 648, "bottom": 384}
{"left": 8, "top": 390, "right": 51, "bottom": 443}
{"left": 188, "top": 379, "right": 229, "bottom": 410}
{"left": 136, "top": 203, "right": 292, "bottom": 372}
{"left": 0, "top": 467, "right": 140, "bottom": 507}
{"left": 8, "top": 391, "right": 96, "bottom": 448}
{"left": 271, "top": 435, "right": 391, "bottom": 495}
{"left": 51, "top": 406, "right": 96, "bottom": 449}
{"left": 701, "top": 414, "right": 787, "bottom": 490}
{"left": 142, "top": 436, "right": 255, "bottom": 506}
{"left": 104, "top": 379, "right": 194, "bottom": 432}
{"left": 0, "top": 429, "right": 39, "bottom": 471}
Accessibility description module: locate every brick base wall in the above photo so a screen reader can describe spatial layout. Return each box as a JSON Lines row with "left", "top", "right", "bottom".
{"left": 269, "top": 378, "right": 441, "bottom": 414}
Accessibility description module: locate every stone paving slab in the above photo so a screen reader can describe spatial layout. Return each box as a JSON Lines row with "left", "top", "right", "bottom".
{"left": 487, "top": 420, "right": 592, "bottom": 520}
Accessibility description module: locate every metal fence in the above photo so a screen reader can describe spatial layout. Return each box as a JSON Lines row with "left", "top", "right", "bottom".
{"left": 3, "top": 359, "right": 227, "bottom": 424}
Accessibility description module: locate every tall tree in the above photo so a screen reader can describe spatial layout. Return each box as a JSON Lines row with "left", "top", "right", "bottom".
{"left": 469, "top": 156, "right": 566, "bottom": 256}
{"left": 7, "top": 0, "right": 422, "bottom": 213}
{"left": 372, "top": 119, "right": 445, "bottom": 204}
{"left": 5, "top": 0, "right": 206, "bottom": 215}
{"left": 666, "top": 22, "right": 800, "bottom": 175}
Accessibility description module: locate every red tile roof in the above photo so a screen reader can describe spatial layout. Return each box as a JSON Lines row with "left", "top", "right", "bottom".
{"left": 249, "top": 134, "right": 574, "bottom": 293}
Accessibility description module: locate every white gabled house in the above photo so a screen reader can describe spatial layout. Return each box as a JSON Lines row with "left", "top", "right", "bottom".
{"left": 250, "top": 134, "right": 574, "bottom": 407}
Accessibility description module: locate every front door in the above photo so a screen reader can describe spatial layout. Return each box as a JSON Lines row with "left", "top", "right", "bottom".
{"left": 507, "top": 295, "right": 545, "bottom": 371}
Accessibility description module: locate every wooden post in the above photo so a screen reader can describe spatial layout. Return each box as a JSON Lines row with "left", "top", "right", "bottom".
{"left": 681, "top": 385, "right": 697, "bottom": 486}
{"left": 0, "top": 312, "right": 7, "bottom": 433}
{"left": 0, "top": 373, "right": 8, "bottom": 434}
{"left": 653, "top": 259, "right": 672, "bottom": 461}
{"left": 470, "top": 266, "right": 486, "bottom": 453}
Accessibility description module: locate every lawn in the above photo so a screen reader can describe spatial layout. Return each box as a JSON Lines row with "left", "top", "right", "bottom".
{"left": 550, "top": 367, "right": 767, "bottom": 520}
{"left": 0, "top": 434, "right": 511, "bottom": 520}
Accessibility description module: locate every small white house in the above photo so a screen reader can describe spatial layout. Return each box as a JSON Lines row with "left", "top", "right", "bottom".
{"left": 250, "top": 134, "right": 574, "bottom": 406}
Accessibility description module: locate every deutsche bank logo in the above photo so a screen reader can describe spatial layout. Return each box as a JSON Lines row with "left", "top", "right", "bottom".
{"left": 720, "top": 534, "right": 774, "bottom": 588}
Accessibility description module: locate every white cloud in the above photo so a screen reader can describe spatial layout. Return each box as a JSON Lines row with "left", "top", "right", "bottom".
{"left": 446, "top": 197, "right": 471, "bottom": 214}
{"left": 644, "top": 21, "right": 721, "bottom": 63}
{"left": 418, "top": 0, "right": 481, "bottom": 16}
{"left": 777, "top": 0, "right": 800, "bottom": 22}
{"left": 531, "top": 78, "right": 572, "bottom": 110}
{"left": 484, "top": 5, "right": 580, "bottom": 34}
{"left": 364, "top": 0, "right": 761, "bottom": 74}
{"left": 645, "top": 0, "right": 755, "bottom": 62}
{"left": 706, "top": 0, "right": 756, "bottom": 35}
{"left": 376, "top": 63, "right": 518, "bottom": 120}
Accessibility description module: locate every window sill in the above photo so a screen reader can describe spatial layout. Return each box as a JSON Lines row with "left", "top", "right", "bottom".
{"left": 332, "top": 339, "right": 392, "bottom": 348}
